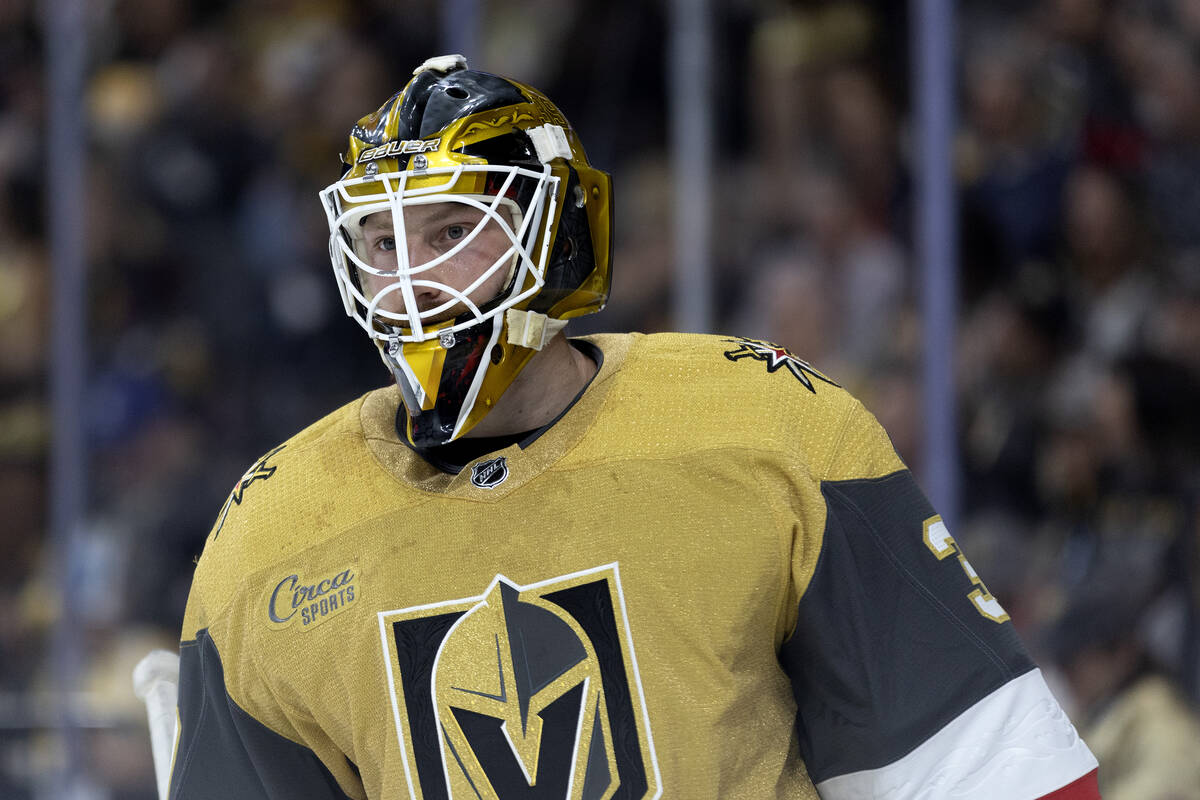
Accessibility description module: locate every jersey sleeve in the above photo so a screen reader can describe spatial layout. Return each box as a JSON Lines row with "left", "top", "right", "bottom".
{"left": 169, "top": 628, "right": 357, "bottom": 800}
{"left": 779, "top": 402, "right": 1099, "bottom": 800}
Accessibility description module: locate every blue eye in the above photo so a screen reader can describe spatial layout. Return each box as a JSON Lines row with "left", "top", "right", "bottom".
{"left": 445, "top": 224, "right": 466, "bottom": 241}
{"left": 377, "top": 237, "right": 396, "bottom": 252}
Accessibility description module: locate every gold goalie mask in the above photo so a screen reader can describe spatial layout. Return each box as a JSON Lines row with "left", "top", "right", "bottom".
{"left": 319, "top": 55, "right": 613, "bottom": 447}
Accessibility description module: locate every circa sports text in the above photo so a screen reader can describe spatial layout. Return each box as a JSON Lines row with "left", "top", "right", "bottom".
{"left": 267, "top": 568, "right": 358, "bottom": 630}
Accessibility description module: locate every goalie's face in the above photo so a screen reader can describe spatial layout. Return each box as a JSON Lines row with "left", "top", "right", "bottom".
{"left": 319, "top": 58, "right": 613, "bottom": 446}
{"left": 357, "top": 202, "right": 517, "bottom": 326}
{"left": 322, "top": 158, "right": 558, "bottom": 348}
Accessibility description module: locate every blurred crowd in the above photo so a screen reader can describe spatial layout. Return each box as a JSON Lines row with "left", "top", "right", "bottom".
{"left": 1, "top": 0, "right": 1199, "bottom": 797}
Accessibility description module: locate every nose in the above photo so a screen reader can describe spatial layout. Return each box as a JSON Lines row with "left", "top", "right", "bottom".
{"left": 405, "top": 239, "right": 449, "bottom": 309}
{"left": 412, "top": 282, "right": 452, "bottom": 314}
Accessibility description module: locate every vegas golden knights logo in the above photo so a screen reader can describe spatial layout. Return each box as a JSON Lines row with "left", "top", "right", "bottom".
{"left": 378, "top": 564, "right": 661, "bottom": 799}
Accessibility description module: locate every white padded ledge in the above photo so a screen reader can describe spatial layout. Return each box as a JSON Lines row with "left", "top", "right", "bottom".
{"left": 413, "top": 54, "right": 467, "bottom": 76}
{"left": 527, "top": 124, "right": 572, "bottom": 163}
{"left": 815, "top": 669, "right": 1098, "bottom": 800}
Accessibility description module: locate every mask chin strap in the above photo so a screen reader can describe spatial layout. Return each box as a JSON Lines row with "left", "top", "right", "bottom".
{"left": 505, "top": 308, "right": 567, "bottom": 350}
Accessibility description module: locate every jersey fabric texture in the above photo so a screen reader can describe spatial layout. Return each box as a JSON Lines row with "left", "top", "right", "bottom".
{"left": 171, "top": 332, "right": 1098, "bottom": 799}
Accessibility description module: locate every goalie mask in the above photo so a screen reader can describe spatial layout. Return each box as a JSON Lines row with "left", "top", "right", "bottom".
{"left": 319, "top": 54, "right": 612, "bottom": 447}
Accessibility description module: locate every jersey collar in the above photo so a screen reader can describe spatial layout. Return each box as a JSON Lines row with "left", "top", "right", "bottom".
{"left": 361, "top": 335, "right": 627, "bottom": 497}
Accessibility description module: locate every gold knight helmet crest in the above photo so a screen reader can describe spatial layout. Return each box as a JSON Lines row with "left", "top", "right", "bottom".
{"left": 379, "top": 564, "right": 660, "bottom": 799}
{"left": 435, "top": 579, "right": 614, "bottom": 796}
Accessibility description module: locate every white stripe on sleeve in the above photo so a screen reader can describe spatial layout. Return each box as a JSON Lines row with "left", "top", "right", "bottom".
{"left": 814, "top": 668, "right": 1098, "bottom": 800}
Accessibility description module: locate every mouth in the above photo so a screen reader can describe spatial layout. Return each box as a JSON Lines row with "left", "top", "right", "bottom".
{"left": 368, "top": 299, "right": 475, "bottom": 340}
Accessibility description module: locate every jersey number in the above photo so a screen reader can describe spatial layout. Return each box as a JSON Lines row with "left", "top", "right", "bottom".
{"left": 922, "top": 516, "right": 1010, "bottom": 623}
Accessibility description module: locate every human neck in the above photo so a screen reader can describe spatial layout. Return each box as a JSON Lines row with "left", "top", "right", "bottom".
{"left": 463, "top": 333, "right": 597, "bottom": 438}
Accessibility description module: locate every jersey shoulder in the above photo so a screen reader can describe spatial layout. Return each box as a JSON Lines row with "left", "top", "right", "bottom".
{"left": 586, "top": 331, "right": 850, "bottom": 414}
{"left": 579, "top": 332, "right": 899, "bottom": 479}
{"left": 187, "top": 388, "right": 397, "bottom": 624}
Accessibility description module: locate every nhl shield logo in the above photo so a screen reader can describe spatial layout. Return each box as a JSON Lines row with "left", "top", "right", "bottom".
{"left": 378, "top": 564, "right": 661, "bottom": 799}
{"left": 470, "top": 456, "right": 509, "bottom": 489}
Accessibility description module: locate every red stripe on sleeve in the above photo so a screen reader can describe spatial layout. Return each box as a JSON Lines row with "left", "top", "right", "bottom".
{"left": 1037, "top": 769, "right": 1100, "bottom": 800}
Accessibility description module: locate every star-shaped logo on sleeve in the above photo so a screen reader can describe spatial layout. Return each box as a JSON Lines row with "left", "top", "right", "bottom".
{"left": 212, "top": 444, "right": 286, "bottom": 539}
{"left": 722, "top": 337, "right": 839, "bottom": 394}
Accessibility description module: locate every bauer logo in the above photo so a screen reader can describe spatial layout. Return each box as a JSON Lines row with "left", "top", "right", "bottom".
{"left": 470, "top": 456, "right": 509, "bottom": 489}
{"left": 267, "top": 565, "right": 358, "bottom": 631}
{"left": 357, "top": 138, "right": 439, "bottom": 162}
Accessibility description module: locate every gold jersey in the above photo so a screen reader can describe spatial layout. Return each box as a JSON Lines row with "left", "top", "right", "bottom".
{"left": 170, "top": 333, "right": 1097, "bottom": 800}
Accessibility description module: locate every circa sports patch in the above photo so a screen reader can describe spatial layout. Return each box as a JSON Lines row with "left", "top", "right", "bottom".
{"left": 377, "top": 564, "right": 661, "bottom": 799}
{"left": 266, "top": 564, "right": 358, "bottom": 632}
{"left": 722, "top": 337, "right": 839, "bottom": 393}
